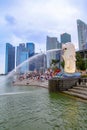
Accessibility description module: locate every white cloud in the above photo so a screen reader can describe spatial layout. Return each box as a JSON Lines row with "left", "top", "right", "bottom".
{"left": 0, "top": 0, "right": 86, "bottom": 50}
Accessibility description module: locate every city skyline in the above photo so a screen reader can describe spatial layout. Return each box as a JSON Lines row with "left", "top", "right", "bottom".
{"left": 0, "top": 0, "right": 87, "bottom": 73}
{"left": 0, "top": 0, "right": 87, "bottom": 51}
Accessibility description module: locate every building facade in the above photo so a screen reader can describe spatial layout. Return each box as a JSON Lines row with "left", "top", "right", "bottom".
{"left": 16, "top": 43, "right": 35, "bottom": 74}
{"left": 46, "top": 49, "right": 61, "bottom": 68}
{"left": 26, "top": 42, "right": 35, "bottom": 57}
{"left": 19, "top": 51, "right": 29, "bottom": 73}
{"left": 5, "top": 43, "right": 15, "bottom": 74}
{"left": 46, "top": 36, "right": 60, "bottom": 51}
{"left": 77, "top": 19, "right": 87, "bottom": 50}
{"left": 60, "top": 33, "right": 71, "bottom": 44}
{"left": 29, "top": 53, "right": 47, "bottom": 72}
{"left": 16, "top": 43, "right": 26, "bottom": 66}
{"left": 16, "top": 43, "right": 29, "bottom": 74}
{"left": 46, "top": 36, "right": 62, "bottom": 69}
{"left": 83, "top": 43, "right": 87, "bottom": 49}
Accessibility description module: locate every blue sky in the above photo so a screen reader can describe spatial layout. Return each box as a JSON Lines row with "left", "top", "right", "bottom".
{"left": 0, "top": 0, "right": 87, "bottom": 73}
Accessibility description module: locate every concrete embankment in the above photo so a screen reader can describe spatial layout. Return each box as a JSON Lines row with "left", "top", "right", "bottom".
{"left": 13, "top": 79, "right": 48, "bottom": 89}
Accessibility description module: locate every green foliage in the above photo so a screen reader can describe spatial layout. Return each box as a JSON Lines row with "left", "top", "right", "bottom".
{"left": 76, "top": 53, "right": 86, "bottom": 70}
{"left": 51, "top": 59, "right": 59, "bottom": 66}
{"left": 50, "top": 59, "right": 59, "bottom": 70}
{"left": 85, "top": 59, "right": 87, "bottom": 69}
{"left": 61, "top": 60, "right": 65, "bottom": 68}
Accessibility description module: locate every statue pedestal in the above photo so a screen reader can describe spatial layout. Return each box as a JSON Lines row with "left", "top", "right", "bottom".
{"left": 55, "top": 72, "right": 81, "bottom": 78}
{"left": 49, "top": 77, "right": 79, "bottom": 92}
{"left": 48, "top": 72, "right": 81, "bottom": 92}
{"left": 62, "top": 72, "right": 81, "bottom": 78}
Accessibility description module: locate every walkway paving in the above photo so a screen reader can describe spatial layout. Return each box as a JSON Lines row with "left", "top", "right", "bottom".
{"left": 13, "top": 79, "right": 48, "bottom": 89}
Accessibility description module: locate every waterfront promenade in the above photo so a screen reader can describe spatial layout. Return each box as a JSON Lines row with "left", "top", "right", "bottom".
{"left": 13, "top": 78, "right": 48, "bottom": 89}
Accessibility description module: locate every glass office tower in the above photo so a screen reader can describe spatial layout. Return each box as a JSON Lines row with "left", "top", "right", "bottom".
{"left": 77, "top": 19, "right": 87, "bottom": 50}
{"left": 16, "top": 43, "right": 26, "bottom": 66}
{"left": 46, "top": 49, "right": 61, "bottom": 68}
{"left": 19, "top": 51, "right": 29, "bottom": 73}
{"left": 26, "top": 42, "right": 35, "bottom": 57}
{"left": 5, "top": 43, "right": 15, "bottom": 74}
{"left": 16, "top": 43, "right": 29, "bottom": 74}
{"left": 46, "top": 36, "right": 60, "bottom": 50}
{"left": 60, "top": 33, "right": 71, "bottom": 44}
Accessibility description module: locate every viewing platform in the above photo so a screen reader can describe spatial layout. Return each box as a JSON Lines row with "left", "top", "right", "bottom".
{"left": 13, "top": 78, "right": 48, "bottom": 89}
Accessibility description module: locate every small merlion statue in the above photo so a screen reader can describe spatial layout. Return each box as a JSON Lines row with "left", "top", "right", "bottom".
{"left": 62, "top": 43, "right": 76, "bottom": 73}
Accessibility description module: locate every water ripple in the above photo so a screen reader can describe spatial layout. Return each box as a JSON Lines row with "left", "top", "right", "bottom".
{"left": 0, "top": 87, "right": 87, "bottom": 130}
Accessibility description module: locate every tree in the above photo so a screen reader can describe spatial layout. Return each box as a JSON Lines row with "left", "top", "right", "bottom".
{"left": 76, "top": 53, "right": 86, "bottom": 70}
{"left": 84, "top": 59, "right": 87, "bottom": 69}
{"left": 51, "top": 59, "right": 59, "bottom": 66}
{"left": 60, "top": 60, "right": 65, "bottom": 69}
{"left": 50, "top": 59, "right": 59, "bottom": 70}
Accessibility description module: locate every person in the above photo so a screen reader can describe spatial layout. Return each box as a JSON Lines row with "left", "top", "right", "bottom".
{"left": 78, "top": 78, "right": 81, "bottom": 85}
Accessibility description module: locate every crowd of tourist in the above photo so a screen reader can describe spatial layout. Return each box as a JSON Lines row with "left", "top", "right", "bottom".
{"left": 18, "top": 68, "right": 61, "bottom": 81}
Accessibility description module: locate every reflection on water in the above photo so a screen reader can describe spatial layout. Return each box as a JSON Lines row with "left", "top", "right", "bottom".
{"left": 0, "top": 76, "right": 87, "bottom": 130}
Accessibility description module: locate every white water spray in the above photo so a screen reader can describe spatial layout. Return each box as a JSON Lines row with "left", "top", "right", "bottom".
{"left": 0, "top": 48, "right": 61, "bottom": 86}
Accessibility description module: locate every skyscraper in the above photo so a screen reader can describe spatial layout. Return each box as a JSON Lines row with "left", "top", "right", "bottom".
{"left": 77, "top": 19, "right": 87, "bottom": 50}
{"left": 46, "top": 36, "right": 61, "bottom": 69}
{"left": 0, "top": 43, "right": 5, "bottom": 74}
{"left": 19, "top": 51, "right": 29, "bottom": 73}
{"left": 46, "top": 36, "right": 60, "bottom": 50}
{"left": 46, "top": 49, "right": 61, "bottom": 68}
{"left": 16, "top": 43, "right": 29, "bottom": 74}
{"left": 29, "top": 53, "right": 47, "bottom": 72}
{"left": 60, "top": 33, "right": 71, "bottom": 44}
{"left": 5, "top": 43, "right": 15, "bottom": 74}
{"left": 16, "top": 43, "right": 26, "bottom": 66}
{"left": 26, "top": 42, "right": 35, "bottom": 57}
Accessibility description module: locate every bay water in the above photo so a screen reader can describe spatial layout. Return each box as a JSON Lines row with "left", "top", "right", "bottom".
{"left": 0, "top": 76, "right": 87, "bottom": 130}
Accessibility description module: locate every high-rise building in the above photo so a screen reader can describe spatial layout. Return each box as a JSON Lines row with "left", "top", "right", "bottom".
{"left": 26, "top": 42, "right": 35, "bottom": 57}
{"left": 46, "top": 49, "right": 61, "bottom": 68}
{"left": 77, "top": 19, "right": 87, "bottom": 50}
{"left": 60, "top": 33, "right": 71, "bottom": 44}
{"left": 19, "top": 51, "right": 29, "bottom": 73}
{"left": 29, "top": 53, "right": 47, "bottom": 72}
{"left": 0, "top": 43, "right": 5, "bottom": 74}
{"left": 16, "top": 43, "right": 29, "bottom": 74}
{"left": 46, "top": 36, "right": 60, "bottom": 50}
{"left": 83, "top": 43, "right": 87, "bottom": 49}
{"left": 16, "top": 43, "right": 26, "bottom": 66}
{"left": 16, "top": 42, "right": 35, "bottom": 73}
{"left": 46, "top": 36, "right": 61, "bottom": 69}
{"left": 5, "top": 43, "right": 15, "bottom": 74}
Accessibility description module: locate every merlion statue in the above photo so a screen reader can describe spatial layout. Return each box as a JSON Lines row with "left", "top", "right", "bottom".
{"left": 62, "top": 43, "right": 76, "bottom": 73}
{"left": 55, "top": 42, "right": 81, "bottom": 78}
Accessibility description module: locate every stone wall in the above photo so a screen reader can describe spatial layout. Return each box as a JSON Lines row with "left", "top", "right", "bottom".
{"left": 49, "top": 78, "right": 78, "bottom": 92}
